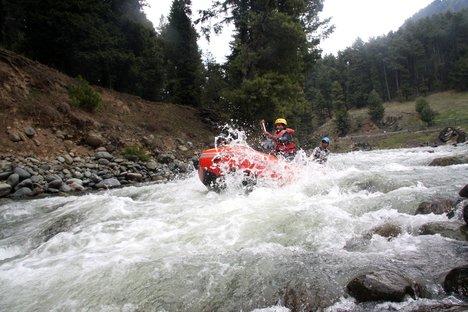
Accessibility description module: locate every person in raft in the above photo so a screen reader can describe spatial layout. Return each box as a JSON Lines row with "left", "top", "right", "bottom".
{"left": 261, "top": 118, "right": 297, "bottom": 159}
{"left": 312, "top": 136, "right": 330, "bottom": 164}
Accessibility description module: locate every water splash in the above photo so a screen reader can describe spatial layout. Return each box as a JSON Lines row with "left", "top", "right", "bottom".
{"left": 0, "top": 143, "right": 467, "bottom": 311}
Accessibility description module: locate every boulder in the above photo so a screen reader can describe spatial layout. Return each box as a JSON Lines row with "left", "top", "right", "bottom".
{"left": 60, "top": 184, "right": 72, "bottom": 193}
{"left": 146, "top": 161, "right": 158, "bottom": 170}
{"left": 95, "top": 151, "right": 113, "bottom": 160}
{"left": 347, "top": 271, "right": 419, "bottom": 302}
{"left": 443, "top": 266, "right": 468, "bottom": 297}
{"left": 14, "top": 167, "right": 31, "bottom": 180}
{"left": 459, "top": 185, "right": 468, "bottom": 198}
{"left": 125, "top": 172, "right": 143, "bottom": 181}
{"left": 24, "top": 127, "right": 36, "bottom": 138}
{"left": 16, "top": 178, "right": 32, "bottom": 189}
{"left": 96, "top": 178, "right": 121, "bottom": 189}
{"left": 12, "top": 187, "right": 33, "bottom": 198}
{"left": 8, "top": 131, "right": 21, "bottom": 142}
{"left": 178, "top": 145, "right": 189, "bottom": 152}
{"left": 57, "top": 156, "right": 65, "bottom": 163}
{"left": 6, "top": 174, "right": 19, "bottom": 187}
{"left": 63, "top": 154, "right": 74, "bottom": 165}
{"left": 30, "top": 175, "right": 44, "bottom": 184}
{"left": 0, "top": 171, "right": 12, "bottom": 180}
{"left": 66, "top": 178, "right": 83, "bottom": 186}
{"left": 418, "top": 221, "right": 467, "bottom": 241}
{"left": 98, "top": 158, "right": 110, "bottom": 166}
{"left": 415, "top": 199, "right": 453, "bottom": 215}
{"left": 369, "top": 223, "right": 402, "bottom": 239}
{"left": 45, "top": 174, "right": 62, "bottom": 182}
{"left": 429, "top": 155, "right": 468, "bottom": 167}
{"left": 157, "top": 153, "right": 175, "bottom": 164}
{"left": 86, "top": 132, "right": 105, "bottom": 147}
{"left": 47, "top": 179, "right": 63, "bottom": 189}
{"left": 0, "top": 183, "right": 11, "bottom": 197}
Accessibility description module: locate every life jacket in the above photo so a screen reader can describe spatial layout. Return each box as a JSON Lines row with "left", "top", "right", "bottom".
{"left": 273, "top": 128, "right": 296, "bottom": 155}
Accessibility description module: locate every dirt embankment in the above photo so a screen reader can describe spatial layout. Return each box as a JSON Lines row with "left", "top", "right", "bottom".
{"left": 0, "top": 48, "right": 219, "bottom": 160}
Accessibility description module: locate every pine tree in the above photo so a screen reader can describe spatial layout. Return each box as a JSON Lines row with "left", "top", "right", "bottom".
{"left": 331, "top": 81, "right": 350, "bottom": 136}
{"left": 367, "top": 89, "right": 385, "bottom": 124}
{"left": 162, "top": 0, "right": 203, "bottom": 106}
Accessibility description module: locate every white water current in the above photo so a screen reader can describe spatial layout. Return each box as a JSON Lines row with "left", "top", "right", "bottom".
{"left": 0, "top": 144, "right": 467, "bottom": 311}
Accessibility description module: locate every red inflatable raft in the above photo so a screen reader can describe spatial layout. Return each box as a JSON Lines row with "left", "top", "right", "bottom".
{"left": 198, "top": 145, "right": 295, "bottom": 191}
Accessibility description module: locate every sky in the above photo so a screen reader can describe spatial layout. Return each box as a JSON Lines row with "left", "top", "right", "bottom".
{"left": 144, "top": 0, "right": 434, "bottom": 63}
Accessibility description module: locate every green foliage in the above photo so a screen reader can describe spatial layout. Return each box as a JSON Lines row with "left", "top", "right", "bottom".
{"left": 123, "top": 145, "right": 149, "bottom": 161}
{"left": 334, "top": 109, "right": 350, "bottom": 136}
{"left": 1, "top": 0, "right": 166, "bottom": 101}
{"left": 199, "top": 0, "right": 330, "bottom": 139}
{"left": 415, "top": 98, "right": 428, "bottom": 113}
{"left": 68, "top": 77, "right": 102, "bottom": 111}
{"left": 331, "top": 81, "right": 346, "bottom": 110}
{"left": 307, "top": 10, "right": 468, "bottom": 110}
{"left": 419, "top": 103, "right": 436, "bottom": 126}
{"left": 162, "top": 0, "right": 203, "bottom": 106}
{"left": 367, "top": 89, "right": 385, "bottom": 123}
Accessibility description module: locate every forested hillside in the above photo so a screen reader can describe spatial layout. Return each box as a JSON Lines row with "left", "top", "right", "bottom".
{"left": 307, "top": 9, "right": 468, "bottom": 134}
{"left": 1, "top": 0, "right": 466, "bottom": 144}
{"left": 409, "top": 0, "right": 468, "bottom": 21}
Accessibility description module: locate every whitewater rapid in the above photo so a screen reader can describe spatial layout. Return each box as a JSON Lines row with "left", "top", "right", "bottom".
{"left": 0, "top": 144, "right": 467, "bottom": 311}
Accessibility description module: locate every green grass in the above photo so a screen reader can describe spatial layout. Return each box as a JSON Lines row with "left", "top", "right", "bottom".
{"left": 315, "top": 91, "right": 468, "bottom": 151}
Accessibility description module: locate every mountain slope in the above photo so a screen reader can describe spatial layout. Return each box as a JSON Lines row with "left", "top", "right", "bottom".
{"left": 0, "top": 49, "right": 218, "bottom": 159}
{"left": 409, "top": 0, "right": 468, "bottom": 21}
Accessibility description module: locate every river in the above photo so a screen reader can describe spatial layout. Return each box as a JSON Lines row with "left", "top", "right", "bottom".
{"left": 0, "top": 144, "right": 467, "bottom": 311}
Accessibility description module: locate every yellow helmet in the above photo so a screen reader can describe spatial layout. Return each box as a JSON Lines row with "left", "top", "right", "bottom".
{"left": 274, "top": 118, "right": 287, "bottom": 126}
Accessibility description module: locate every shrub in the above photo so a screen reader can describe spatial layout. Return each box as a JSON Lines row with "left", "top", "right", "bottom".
{"left": 68, "top": 76, "right": 102, "bottom": 111}
{"left": 123, "top": 145, "right": 149, "bottom": 161}
{"left": 334, "top": 109, "right": 350, "bottom": 136}
{"left": 367, "top": 90, "right": 385, "bottom": 124}
{"left": 415, "top": 98, "right": 428, "bottom": 114}
{"left": 420, "top": 104, "right": 436, "bottom": 126}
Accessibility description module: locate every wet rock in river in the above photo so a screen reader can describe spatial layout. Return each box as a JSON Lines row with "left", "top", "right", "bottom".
{"left": 41, "top": 214, "right": 82, "bottom": 242}
{"left": 459, "top": 184, "right": 468, "bottom": 198}
{"left": 369, "top": 223, "right": 402, "bottom": 239}
{"left": 418, "top": 221, "right": 467, "bottom": 241}
{"left": 443, "top": 266, "right": 468, "bottom": 297}
{"left": 429, "top": 155, "right": 468, "bottom": 166}
{"left": 415, "top": 199, "right": 454, "bottom": 215}
{"left": 463, "top": 204, "right": 468, "bottom": 224}
{"left": 347, "top": 270, "right": 421, "bottom": 302}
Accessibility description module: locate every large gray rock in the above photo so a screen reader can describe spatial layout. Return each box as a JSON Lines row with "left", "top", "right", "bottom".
{"left": 443, "top": 266, "right": 468, "bottom": 297}
{"left": 16, "top": 178, "right": 32, "bottom": 189}
{"left": 369, "top": 223, "right": 402, "bottom": 239}
{"left": 125, "top": 172, "right": 143, "bottom": 181}
{"left": 96, "top": 178, "right": 121, "bottom": 189}
{"left": 415, "top": 199, "right": 453, "bottom": 215}
{"left": 12, "top": 187, "right": 33, "bottom": 198}
{"left": 14, "top": 167, "right": 31, "bottom": 180}
{"left": 459, "top": 185, "right": 468, "bottom": 198}
{"left": 429, "top": 155, "right": 468, "bottom": 166}
{"left": 86, "top": 133, "right": 105, "bottom": 147}
{"left": 46, "top": 174, "right": 62, "bottom": 183}
{"left": 0, "top": 171, "right": 12, "bottom": 180}
{"left": 8, "top": 131, "right": 21, "bottom": 142}
{"left": 24, "top": 127, "right": 36, "bottom": 138}
{"left": 146, "top": 161, "right": 158, "bottom": 170}
{"left": 63, "top": 154, "right": 74, "bottom": 165}
{"left": 98, "top": 158, "right": 110, "bottom": 166}
{"left": 0, "top": 183, "right": 11, "bottom": 197}
{"left": 347, "top": 271, "right": 420, "bottom": 302}
{"left": 47, "top": 179, "right": 63, "bottom": 190}
{"left": 95, "top": 151, "right": 113, "bottom": 160}
{"left": 419, "top": 221, "right": 467, "bottom": 241}
{"left": 6, "top": 174, "right": 19, "bottom": 187}
{"left": 463, "top": 204, "right": 468, "bottom": 224}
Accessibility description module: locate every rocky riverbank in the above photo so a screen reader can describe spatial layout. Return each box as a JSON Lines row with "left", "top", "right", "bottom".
{"left": 0, "top": 147, "right": 196, "bottom": 199}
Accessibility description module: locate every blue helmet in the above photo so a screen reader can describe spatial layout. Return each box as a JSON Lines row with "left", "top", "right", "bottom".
{"left": 321, "top": 136, "right": 330, "bottom": 144}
